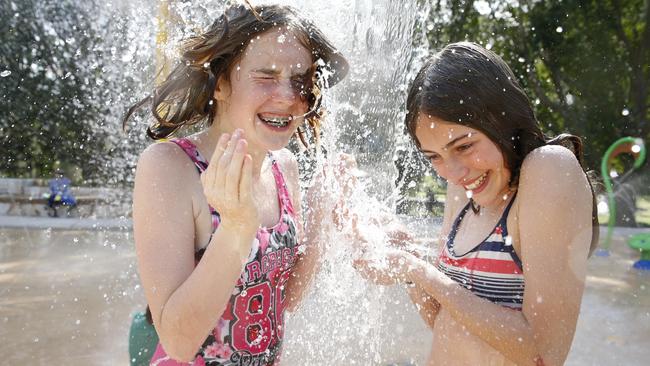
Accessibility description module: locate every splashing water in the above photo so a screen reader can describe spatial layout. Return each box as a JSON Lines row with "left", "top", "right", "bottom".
{"left": 6, "top": 0, "right": 433, "bottom": 364}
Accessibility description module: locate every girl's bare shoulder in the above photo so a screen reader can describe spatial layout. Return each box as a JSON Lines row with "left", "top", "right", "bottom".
{"left": 136, "top": 141, "right": 199, "bottom": 190}
{"left": 518, "top": 144, "right": 591, "bottom": 213}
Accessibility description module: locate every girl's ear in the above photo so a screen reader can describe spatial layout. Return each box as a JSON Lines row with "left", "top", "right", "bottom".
{"left": 214, "top": 76, "right": 231, "bottom": 101}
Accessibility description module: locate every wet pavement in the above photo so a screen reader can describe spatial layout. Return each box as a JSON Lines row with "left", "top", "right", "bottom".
{"left": 0, "top": 222, "right": 648, "bottom": 365}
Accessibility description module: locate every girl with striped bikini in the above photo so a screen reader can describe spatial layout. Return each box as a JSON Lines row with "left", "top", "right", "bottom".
{"left": 357, "top": 42, "right": 598, "bottom": 366}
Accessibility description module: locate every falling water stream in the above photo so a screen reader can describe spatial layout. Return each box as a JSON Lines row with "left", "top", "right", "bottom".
{"left": 2, "top": 1, "right": 650, "bottom": 365}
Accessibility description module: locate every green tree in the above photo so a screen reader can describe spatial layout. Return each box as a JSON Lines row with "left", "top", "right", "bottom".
{"left": 411, "top": 0, "right": 649, "bottom": 224}
{"left": 0, "top": 0, "right": 150, "bottom": 185}
{"left": 0, "top": 0, "right": 98, "bottom": 180}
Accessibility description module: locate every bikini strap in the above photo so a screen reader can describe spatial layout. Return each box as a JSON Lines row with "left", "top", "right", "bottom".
{"left": 169, "top": 138, "right": 221, "bottom": 231}
{"left": 497, "top": 192, "right": 518, "bottom": 237}
{"left": 169, "top": 138, "right": 209, "bottom": 174}
{"left": 267, "top": 152, "right": 295, "bottom": 216}
{"left": 446, "top": 201, "right": 472, "bottom": 247}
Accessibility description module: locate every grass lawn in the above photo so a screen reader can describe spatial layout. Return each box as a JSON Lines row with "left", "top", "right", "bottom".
{"left": 598, "top": 195, "right": 650, "bottom": 227}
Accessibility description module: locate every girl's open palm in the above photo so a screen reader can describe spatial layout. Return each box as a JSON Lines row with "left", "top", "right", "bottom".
{"left": 200, "top": 130, "right": 260, "bottom": 231}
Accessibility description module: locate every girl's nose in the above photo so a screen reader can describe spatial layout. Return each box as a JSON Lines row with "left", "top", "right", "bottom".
{"left": 442, "top": 159, "right": 469, "bottom": 186}
{"left": 273, "top": 79, "right": 299, "bottom": 103}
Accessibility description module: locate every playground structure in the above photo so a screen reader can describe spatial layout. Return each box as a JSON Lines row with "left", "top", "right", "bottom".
{"left": 600, "top": 137, "right": 650, "bottom": 270}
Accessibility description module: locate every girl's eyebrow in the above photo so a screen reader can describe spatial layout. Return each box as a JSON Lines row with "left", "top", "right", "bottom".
{"left": 420, "top": 133, "right": 472, "bottom": 154}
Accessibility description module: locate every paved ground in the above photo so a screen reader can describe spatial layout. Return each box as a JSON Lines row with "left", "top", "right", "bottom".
{"left": 0, "top": 219, "right": 648, "bottom": 365}
{"left": 0, "top": 215, "right": 132, "bottom": 230}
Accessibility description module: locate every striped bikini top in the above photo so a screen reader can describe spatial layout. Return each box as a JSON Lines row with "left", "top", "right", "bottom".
{"left": 437, "top": 195, "right": 525, "bottom": 310}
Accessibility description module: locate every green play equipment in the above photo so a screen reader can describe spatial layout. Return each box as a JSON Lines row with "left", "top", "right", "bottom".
{"left": 599, "top": 137, "right": 650, "bottom": 269}
{"left": 628, "top": 234, "right": 650, "bottom": 270}
{"left": 129, "top": 311, "right": 159, "bottom": 366}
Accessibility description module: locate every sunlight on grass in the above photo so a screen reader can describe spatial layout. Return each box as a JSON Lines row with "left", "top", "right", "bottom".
{"left": 598, "top": 195, "right": 650, "bottom": 226}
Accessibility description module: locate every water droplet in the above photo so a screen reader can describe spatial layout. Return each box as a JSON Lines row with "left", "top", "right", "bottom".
{"left": 621, "top": 108, "right": 630, "bottom": 116}
{"left": 459, "top": 99, "right": 464, "bottom": 104}
{"left": 631, "top": 144, "right": 641, "bottom": 153}
{"left": 597, "top": 201, "right": 609, "bottom": 214}
{"left": 565, "top": 93, "right": 574, "bottom": 105}
{"left": 277, "top": 34, "right": 286, "bottom": 43}
{"left": 0, "top": 70, "right": 11, "bottom": 77}
{"left": 505, "top": 236, "right": 513, "bottom": 246}
{"left": 609, "top": 170, "right": 619, "bottom": 178}
{"left": 75, "top": 319, "right": 81, "bottom": 325}
{"left": 518, "top": 57, "right": 525, "bottom": 63}
{"left": 465, "top": 190, "right": 473, "bottom": 199}
{"left": 426, "top": 23, "right": 434, "bottom": 31}
{"left": 556, "top": 26, "right": 563, "bottom": 33}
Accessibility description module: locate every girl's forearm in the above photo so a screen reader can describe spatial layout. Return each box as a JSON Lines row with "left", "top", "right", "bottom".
{"left": 155, "top": 224, "right": 256, "bottom": 362}
{"left": 408, "top": 257, "right": 545, "bottom": 366}
{"left": 283, "top": 241, "right": 321, "bottom": 312}
{"left": 406, "top": 284, "right": 441, "bottom": 329}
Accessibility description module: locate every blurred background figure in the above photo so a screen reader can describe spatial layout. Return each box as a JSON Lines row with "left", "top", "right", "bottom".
{"left": 44, "top": 169, "right": 77, "bottom": 217}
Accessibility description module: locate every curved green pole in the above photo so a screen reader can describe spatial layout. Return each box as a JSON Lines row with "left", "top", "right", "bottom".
{"left": 600, "top": 137, "right": 646, "bottom": 250}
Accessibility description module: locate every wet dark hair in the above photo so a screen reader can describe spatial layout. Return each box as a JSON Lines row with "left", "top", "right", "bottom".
{"left": 405, "top": 42, "right": 599, "bottom": 254}
{"left": 123, "top": 3, "right": 348, "bottom": 146}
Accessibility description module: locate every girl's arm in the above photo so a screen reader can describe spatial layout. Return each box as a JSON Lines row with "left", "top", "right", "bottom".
{"left": 405, "top": 181, "right": 463, "bottom": 328}
{"left": 279, "top": 151, "right": 320, "bottom": 311}
{"left": 405, "top": 146, "right": 593, "bottom": 366}
{"left": 134, "top": 133, "right": 258, "bottom": 362}
{"left": 283, "top": 152, "right": 360, "bottom": 310}
{"left": 406, "top": 284, "right": 441, "bottom": 329}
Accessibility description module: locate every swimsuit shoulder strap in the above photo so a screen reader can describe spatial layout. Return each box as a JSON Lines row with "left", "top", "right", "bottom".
{"left": 168, "top": 138, "right": 209, "bottom": 174}
{"left": 168, "top": 138, "right": 221, "bottom": 233}
{"left": 267, "top": 152, "right": 295, "bottom": 216}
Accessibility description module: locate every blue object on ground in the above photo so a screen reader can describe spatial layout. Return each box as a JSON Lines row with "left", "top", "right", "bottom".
{"left": 632, "top": 260, "right": 650, "bottom": 270}
{"left": 594, "top": 248, "right": 610, "bottom": 257}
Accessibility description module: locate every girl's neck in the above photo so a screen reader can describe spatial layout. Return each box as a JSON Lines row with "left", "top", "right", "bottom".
{"left": 476, "top": 187, "right": 515, "bottom": 216}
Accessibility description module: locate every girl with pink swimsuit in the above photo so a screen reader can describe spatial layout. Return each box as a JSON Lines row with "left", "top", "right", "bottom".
{"left": 125, "top": 4, "right": 349, "bottom": 365}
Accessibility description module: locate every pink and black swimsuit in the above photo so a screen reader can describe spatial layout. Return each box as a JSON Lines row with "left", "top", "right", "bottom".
{"left": 150, "top": 138, "right": 300, "bottom": 366}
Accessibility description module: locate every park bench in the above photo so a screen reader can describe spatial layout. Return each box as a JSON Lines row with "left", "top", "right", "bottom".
{"left": 0, "top": 180, "right": 117, "bottom": 218}
{"left": 0, "top": 193, "right": 109, "bottom": 217}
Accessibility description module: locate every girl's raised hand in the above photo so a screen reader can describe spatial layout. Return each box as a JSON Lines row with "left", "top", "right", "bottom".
{"left": 201, "top": 129, "right": 260, "bottom": 232}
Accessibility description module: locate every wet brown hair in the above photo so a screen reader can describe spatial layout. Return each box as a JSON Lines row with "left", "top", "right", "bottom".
{"left": 123, "top": 3, "right": 348, "bottom": 145}
{"left": 405, "top": 42, "right": 599, "bottom": 254}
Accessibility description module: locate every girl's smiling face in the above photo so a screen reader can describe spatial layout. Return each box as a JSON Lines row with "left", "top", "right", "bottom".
{"left": 414, "top": 113, "right": 512, "bottom": 208}
{"left": 214, "top": 27, "right": 312, "bottom": 152}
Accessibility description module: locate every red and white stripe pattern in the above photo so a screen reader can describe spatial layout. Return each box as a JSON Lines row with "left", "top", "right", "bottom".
{"left": 437, "top": 200, "right": 525, "bottom": 310}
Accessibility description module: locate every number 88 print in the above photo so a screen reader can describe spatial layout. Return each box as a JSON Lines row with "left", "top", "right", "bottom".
{"left": 231, "top": 270, "right": 291, "bottom": 354}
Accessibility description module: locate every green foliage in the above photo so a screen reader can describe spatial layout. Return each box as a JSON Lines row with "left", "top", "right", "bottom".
{"left": 420, "top": 0, "right": 650, "bottom": 171}
{"left": 0, "top": 0, "right": 100, "bottom": 181}
{"left": 0, "top": 0, "right": 150, "bottom": 186}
